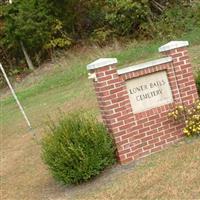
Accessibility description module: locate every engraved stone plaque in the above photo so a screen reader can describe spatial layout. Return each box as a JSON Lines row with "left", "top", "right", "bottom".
{"left": 126, "top": 71, "right": 173, "bottom": 113}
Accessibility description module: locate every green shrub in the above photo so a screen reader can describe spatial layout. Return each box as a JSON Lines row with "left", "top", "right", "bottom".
{"left": 196, "top": 71, "right": 200, "bottom": 96}
{"left": 89, "top": 28, "right": 115, "bottom": 46}
{"left": 105, "top": 0, "right": 150, "bottom": 36}
{"left": 41, "top": 112, "right": 116, "bottom": 185}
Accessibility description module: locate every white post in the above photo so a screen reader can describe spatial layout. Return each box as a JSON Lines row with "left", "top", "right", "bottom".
{"left": 0, "top": 63, "right": 32, "bottom": 129}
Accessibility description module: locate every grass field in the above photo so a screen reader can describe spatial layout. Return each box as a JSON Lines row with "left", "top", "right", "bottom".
{"left": 1, "top": 32, "right": 200, "bottom": 200}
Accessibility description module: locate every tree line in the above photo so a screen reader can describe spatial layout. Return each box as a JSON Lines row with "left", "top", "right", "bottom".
{"left": 0, "top": 0, "right": 198, "bottom": 74}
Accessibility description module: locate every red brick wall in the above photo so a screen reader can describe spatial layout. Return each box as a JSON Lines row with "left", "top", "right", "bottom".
{"left": 89, "top": 44, "right": 198, "bottom": 164}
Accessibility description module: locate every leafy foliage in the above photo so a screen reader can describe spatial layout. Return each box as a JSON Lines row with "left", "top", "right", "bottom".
{"left": 1, "top": 0, "right": 75, "bottom": 66}
{"left": 43, "top": 19, "right": 72, "bottom": 55}
{"left": 148, "top": 3, "right": 200, "bottom": 40}
{"left": 0, "top": 0, "right": 199, "bottom": 78}
{"left": 89, "top": 28, "right": 115, "bottom": 46}
{"left": 168, "top": 100, "right": 200, "bottom": 136}
{"left": 41, "top": 112, "right": 116, "bottom": 185}
{"left": 105, "top": 0, "right": 150, "bottom": 36}
{"left": 1, "top": 0, "right": 53, "bottom": 64}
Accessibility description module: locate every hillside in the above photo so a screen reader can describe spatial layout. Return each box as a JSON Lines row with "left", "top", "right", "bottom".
{"left": 1, "top": 38, "right": 200, "bottom": 199}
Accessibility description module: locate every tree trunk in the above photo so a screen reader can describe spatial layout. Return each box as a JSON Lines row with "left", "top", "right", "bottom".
{"left": 20, "top": 41, "right": 35, "bottom": 71}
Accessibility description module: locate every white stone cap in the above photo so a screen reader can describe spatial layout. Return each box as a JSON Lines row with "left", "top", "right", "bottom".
{"left": 159, "top": 41, "right": 189, "bottom": 52}
{"left": 117, "top": 57, "right": 172, "bottom": 75}
{"left": 87, "top": 58, "right": 117, "bottom": 70}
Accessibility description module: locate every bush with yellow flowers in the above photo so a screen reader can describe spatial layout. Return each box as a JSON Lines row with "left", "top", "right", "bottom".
{"left": 168, "top": 99, "right": 200, "bottom": 136}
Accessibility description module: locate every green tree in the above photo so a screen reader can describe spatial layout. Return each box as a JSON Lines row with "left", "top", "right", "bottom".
{"left": 2, "top": 0, "right": 53, "bottom": 66}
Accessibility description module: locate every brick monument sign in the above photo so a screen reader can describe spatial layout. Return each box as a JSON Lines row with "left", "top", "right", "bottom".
{"left": 87, "top": 41, "right": 199, "bottom": 164}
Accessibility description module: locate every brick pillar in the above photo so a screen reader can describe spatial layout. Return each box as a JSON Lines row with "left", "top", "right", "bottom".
{"left": 87, "top": 58, "right": 134, "bottom": 164}
{"left": 159, "top": 41, "right": 199, "bottom": 105}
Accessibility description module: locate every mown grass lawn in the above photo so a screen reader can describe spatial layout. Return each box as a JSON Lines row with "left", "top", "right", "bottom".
{"left": 65, "top": 137, "right": 200, "bottom": 200}
{"left": 1, "top": 32, "right": 200, "bottom": 200}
